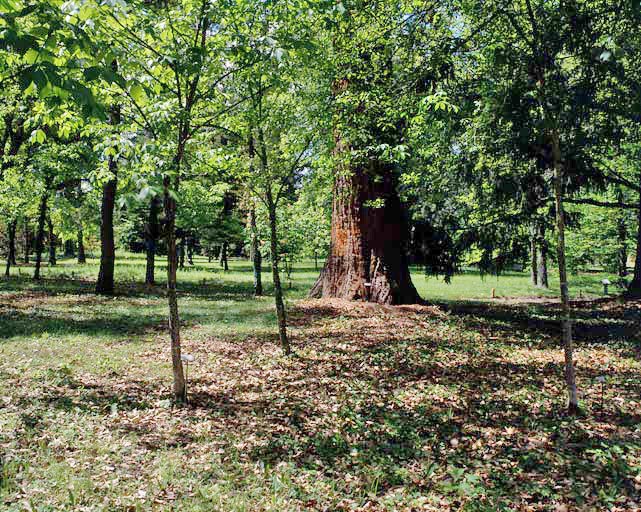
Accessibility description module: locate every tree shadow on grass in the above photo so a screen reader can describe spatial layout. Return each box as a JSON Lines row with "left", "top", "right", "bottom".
{"left": 0, "top": 307, "right": 166, "bottom": 340}
{"left": 438, "top": 297, "right": 641, "bottom": 346}
{"left": 0, "top": 274, "right": 313, "bottom": 302}
{"left": 186, "top": 344, "right": 640, "bottom": 506}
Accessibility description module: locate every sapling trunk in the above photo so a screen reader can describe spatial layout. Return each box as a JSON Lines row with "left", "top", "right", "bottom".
{"left": 615, "top": 188, "right": 628, "bottom": 278}
{"left": 33, "top": 190, "right": 48, "bottom": 280}
{"left": 179, "top": 237, "right": 186, "bottom": 269}
{"left": 250, "top": 207, "right": 263, "bottom": 296}
{"left": 530, "top": 225, "right": 538, "bottom": 286}
{"left": 266, "top": 189, "right": 290, "bottom": 355}
{"left": 77, "top": 227, "right": 86, "bottom": 264}
{"left": 537, "top": 223, "right": 548, "bottom": 289}
{"left": 187, "top": 236, "right": 194, "bottom": 265}
{"left": 164, "top": 142, "right": 186, "bottom": 403}
{"left": 96, "top": 96, "right": 120, "bottom": 295}
{"left": 23, "top": 220, "right": 30, "bottom": 263}
{"left": 145, "top": 197, "right": 160, "bottom": 285}
{"left": 617, "top": 217, "right": 628, "bottom": 278}
{"left": 8, "top": 219, "right": 16, "bottom": 265}
{"left": 552, "top": 131, "right": 579, "bottom": 415}
{"left": 5, "top": 219, "right": 17, "bottom": 277}
{"left": 220, "top": 241, "right": 229, "bottom": 271}
{"left": 47, "top": 217, "right": 56, "bottom": 266}
{"left": 64, "top": 239, "right": 75, "bottom": 258}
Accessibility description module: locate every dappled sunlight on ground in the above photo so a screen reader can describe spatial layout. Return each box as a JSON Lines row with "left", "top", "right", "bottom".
{"left": 1, "top": 260, "right": 640, "bottom": 511}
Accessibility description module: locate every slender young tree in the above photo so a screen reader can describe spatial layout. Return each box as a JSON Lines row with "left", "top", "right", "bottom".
{"left": 33, "top": 184, "right": 50, "bottom": 280}
{"left": 4, "top": 218, "right": 17, "bottom": 276}
{"left": 47, "top": 216, "right": 56, "bottom": 266}
{"left": 102, "top": 0, "right": 250, "bottom": 401}
{"left": 77, "top": 226, "right": 86, "bottom": 264}
{"left": 145, "top": 196, "right": 160, "bottom": 285}
{"left": 249, "top": 205, "right": 263, "bottom": 296}
{"left": 96, "top": 72, "right": 121, "bottom": 294}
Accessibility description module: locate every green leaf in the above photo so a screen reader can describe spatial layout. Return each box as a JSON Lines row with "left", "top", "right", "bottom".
{"left": 130, "top": 83, "right": 145, "bottom": 104}
{"left": 32, "top": 129, "right": 46, "bottom": 144}
{"left": 23, "top": 48, "right": 39, "bottom": 64}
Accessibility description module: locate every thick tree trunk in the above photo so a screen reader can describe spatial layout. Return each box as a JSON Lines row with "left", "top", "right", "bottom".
{"left": 310, "top": 160, "right": 421, "bottom": 305}
{"left": 5, "top": 219, "right": 16, "bottom": 277}
{"left": 163, "top": 155, "right": 186, "bottom": 403}
{"left": 266, "top": 190, "right": 290, "bottom": 355}
{"left": 77, "top": 227, "right": 86, "bottom": 264}
{"left": 249, "top": 207, "right": 263, "bottom": 296}
{"left": 552, "top": 131, "right": 579, "bottom": 415}
{"left": 145, "top": 196, "right": 160, "bottom": 285}
{"left": 33, "top": 191, "right": 48, "bottom": 280}
{"left": 96, "top": 163, "right": 117, "bottom": 292}
{"left": 96, "top": 100, "right": 120, "bottom": 295}
{"left": 47, "top": 217, "right": 56, "bottom": 266}
{"left": 530, "top": 225, "right": 538, "bottom": 286}
{"left": 536, "top": 223, "right": 548, "bottom": 289}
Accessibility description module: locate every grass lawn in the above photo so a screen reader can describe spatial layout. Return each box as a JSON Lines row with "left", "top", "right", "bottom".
{"left": 1, "top": 254, "right": 640, "bottom": 511}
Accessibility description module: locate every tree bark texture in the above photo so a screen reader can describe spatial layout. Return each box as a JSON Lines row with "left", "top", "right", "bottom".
{"left": 187, "top": 236, "right": 194, "bottom": 265}
{"left": 552, "top": 131, "right": 579, "bottom": 415}
{"left": 311, "top": 159, "right": 422, "bottom": 305}
{"left": 266, "top": 189, "right": 290, "bottom": 355}
{"left": 179, "top": 237, "right": 185, "bottom": 270}
{"left": 164, "top": 156, "right": 186, "bottom": 403}
{"left": 96, "top": 99, "right": 121, "bottom": 294}
{"left": 64, "top": 239, "right": 75, "bottom": 258}
{"left": 617, "top": 216, "right": 628, "bottom": 278}
{"left": 220, "top": 240, "right": 229, "bottom": 271}
{"left": 23, "top": 221, "right": 31, "bottom": 263}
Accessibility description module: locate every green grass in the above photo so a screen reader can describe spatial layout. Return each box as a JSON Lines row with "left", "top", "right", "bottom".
{"left": 3, "top": 251, "right": 616, "bottom": 301}
{"left": 1, "top": 254, "right": 639, "bottom": 511}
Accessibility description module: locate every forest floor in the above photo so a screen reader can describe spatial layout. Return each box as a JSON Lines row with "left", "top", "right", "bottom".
{"left": 1, "top": 256, "right": 640, "bottom": 511}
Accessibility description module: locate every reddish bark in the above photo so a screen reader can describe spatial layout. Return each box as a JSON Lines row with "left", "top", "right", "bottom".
{"left": 311, "top": 158, "right": 422, "bottom": 305}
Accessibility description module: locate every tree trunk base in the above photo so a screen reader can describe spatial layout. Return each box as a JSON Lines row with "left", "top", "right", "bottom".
{"left": 310, "top": 256, "right": 424, "bottom": 305}
{"left": 566, "top": 402, "right": 583, "bottom": 416}
{"left": 310, "top": 157, "right": 423, "bottom": 306}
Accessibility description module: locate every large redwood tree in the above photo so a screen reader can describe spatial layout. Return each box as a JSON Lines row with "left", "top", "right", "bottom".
{"left": 311, "top": 153, "right": 421, "bottom": 304}
{"left": 309, "top": 2, "right": 444, "bottom": 305}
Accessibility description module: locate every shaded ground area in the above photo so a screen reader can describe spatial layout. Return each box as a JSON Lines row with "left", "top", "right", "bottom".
{"left": 1, "top": 276, "right": 640, "bottom": 511}
{"left": 442, "top": 296, "right": 641, "bottom": 346}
